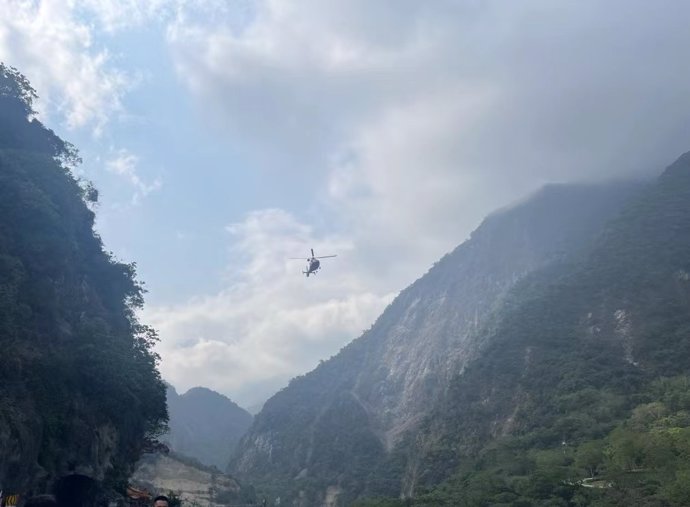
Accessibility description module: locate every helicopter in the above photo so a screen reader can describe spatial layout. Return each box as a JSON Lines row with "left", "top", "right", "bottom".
{"left": 290, "top": 248, "right": 337, "bottom": 277}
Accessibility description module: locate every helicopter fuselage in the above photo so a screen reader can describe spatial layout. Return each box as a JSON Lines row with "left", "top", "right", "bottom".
{"left": 305, "top": 258, "right": 320, "bottom": 276}
{"left": 291, "top": 249, "right": 336, "bottom": 277}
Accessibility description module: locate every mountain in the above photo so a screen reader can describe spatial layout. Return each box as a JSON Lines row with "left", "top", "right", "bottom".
{"left": 0, "top": 63, "right": 167, "bottom": 504}
{"left": 229, "top": 177, "right": 646, "bottom": 505}
{"left": 399, "top": 152, "right": 690, "bottom": 506}
{"left": 165, "top": 385, "right": 253, "bottom": 470}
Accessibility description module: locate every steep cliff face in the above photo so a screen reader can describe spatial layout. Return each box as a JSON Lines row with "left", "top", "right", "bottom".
{"left": 404, "top": 152, "right": 690, "bottom": 505}
{"left": 0, "top": 65, "right": 167, "bottom": 501}
{"left": 352, "top": 182, "right": 645, "bottom": 447}
{"left": 165, "top": 385, "right": 253, "bottom": 470}
{"left": 230, "top": 179, "right": 643, "bottom": 504}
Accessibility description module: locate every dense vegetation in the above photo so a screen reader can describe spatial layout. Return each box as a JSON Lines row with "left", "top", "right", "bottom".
{"left": 0, "top": 64, "right": 167, "bottom": 499}
{"left": 356, "top": 377, "right": 690, "bottom": 507}
{"left": 357, "top": 153, "right": 690, "bottom": 505}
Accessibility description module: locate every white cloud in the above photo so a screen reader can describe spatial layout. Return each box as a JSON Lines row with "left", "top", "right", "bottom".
{"left": 106, "top": 148, "right": 162, "bottom": 203}
{"left": 155, "top": 0, "right": 690, "bottom": 405}
{"left": 6, "top": 0, "right": 690, "bottom": 407}
{"left": 146, "top": 209, "right": 394, "bottom": 407}
{"left": 0, "top": 0, "right": 257, "bottom": 134}
{"left": 169, "top": 0, "right": 690, "bottom": 220}
{"left": 73, "top": 0, "right": 253, "bottom": 34}
{"left": 73, "top": 0, "right": 170, "bottom": 32}
{"left": 0, "top": 0, "right": 135, "bottom": 134}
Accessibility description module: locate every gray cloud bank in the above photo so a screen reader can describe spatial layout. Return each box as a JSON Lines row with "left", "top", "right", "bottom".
{"left": 155, "top": 0, "right": 690, "bottom": 406}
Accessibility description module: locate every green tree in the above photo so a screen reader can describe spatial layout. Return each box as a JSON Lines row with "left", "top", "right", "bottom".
{"left": 606, "top": 429, "right": 646, "bottom": 472}
{"left": 575, "top": 440, "right": 605, "bottom": 478}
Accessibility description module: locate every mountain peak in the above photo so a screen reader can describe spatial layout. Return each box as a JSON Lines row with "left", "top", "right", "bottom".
{"left": 165, "top": 385, "right": 253, "bottom": 470}
{"left": 183, "top": 386, "right": 229, "bottom": 400}
{"left": 660, "top": 150, "right": 690, "bottom": 182}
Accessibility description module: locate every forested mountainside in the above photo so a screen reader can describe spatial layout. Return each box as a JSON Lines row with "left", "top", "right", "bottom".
{"left": 230, "top": 176, "right": 645, "bottom": 505}
{"left": 165, "top": 385, "right": 252, "bottom": 470}
{"left": 0, "top": 64, "right": 167, "bottom": 503}
{"left": 391, "top": 152, "right": 690, "bottom": 506}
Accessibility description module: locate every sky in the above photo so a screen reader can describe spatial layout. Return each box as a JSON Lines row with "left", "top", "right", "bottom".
{"left": 2, "top": 0, "right": 690, "bottom": 409}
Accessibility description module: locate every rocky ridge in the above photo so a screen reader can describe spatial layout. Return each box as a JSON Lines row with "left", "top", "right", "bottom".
{"left": 230, "top": 180, "right": 644, "bottom": 505}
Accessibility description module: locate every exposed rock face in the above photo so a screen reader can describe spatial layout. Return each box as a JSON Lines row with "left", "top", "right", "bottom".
{"left": 0, "top": 390, "right": 130, "bottom": 500}
{"left": 404, "top": 152, "right": 690, "bottom": 501}
{"left": 165, "top": 385, "right": 253, "bottom": 470}
{"left": 0, "top": 393, "right": 43, "bottom": 495}
{"left": 230, "top": 181, "right": 644, "bottom": 504}
{"left": 132, "top": 453, "right": 244, "bottom": 507}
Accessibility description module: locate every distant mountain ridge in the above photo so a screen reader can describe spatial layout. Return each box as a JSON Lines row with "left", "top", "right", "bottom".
{"left": 165, "top": 384, "right": 253, "bottom": 470}
{"left": 229, "top": 178, "right": 646, "bottom": 505}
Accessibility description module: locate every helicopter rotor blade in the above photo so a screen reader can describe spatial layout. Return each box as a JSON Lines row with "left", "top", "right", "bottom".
{"left": 311, "top": 248, "right": 315, "bottom": 257}
{"left": 315, "top": 255, "right": 337, "bottom": 258}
